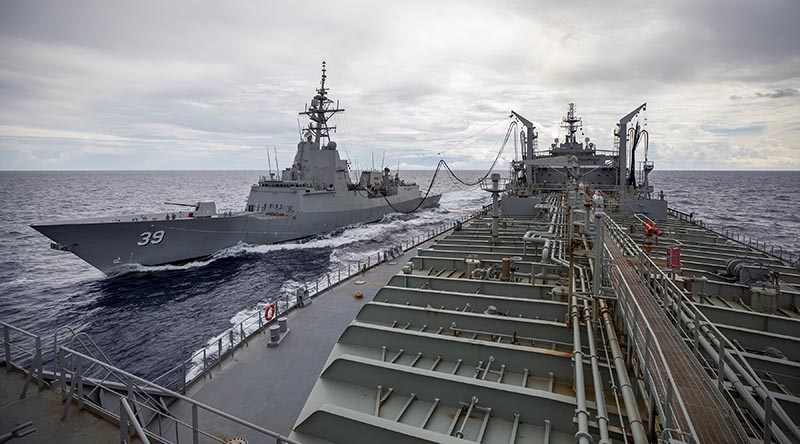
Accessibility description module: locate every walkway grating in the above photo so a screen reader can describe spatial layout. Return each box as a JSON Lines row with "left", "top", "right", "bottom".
{"left": 607, "top": 240, "right": 747, "bottom": 444}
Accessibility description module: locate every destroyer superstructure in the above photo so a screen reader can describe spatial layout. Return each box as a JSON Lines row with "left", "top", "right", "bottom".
{"left": 30, "top": 62, "right": 440, "bottom": 274}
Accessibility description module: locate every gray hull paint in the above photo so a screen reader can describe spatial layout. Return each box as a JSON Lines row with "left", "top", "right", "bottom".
{"left": 499, "top": 195, "right": 542, "bottom": 217}
{"left": 32, "top": 195, "right": 441, "bottom": 275}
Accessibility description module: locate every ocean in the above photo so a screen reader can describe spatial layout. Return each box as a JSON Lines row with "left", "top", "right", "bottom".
{"left": 0, "top": 169, "right": 797, "bottom": 380}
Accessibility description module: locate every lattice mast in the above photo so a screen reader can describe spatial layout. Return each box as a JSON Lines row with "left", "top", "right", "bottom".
{"left": 561, "top": 103, "right": 582, "bottom": 145}
{"left": 299, "top": 61, "right": 345, "bottom": 144}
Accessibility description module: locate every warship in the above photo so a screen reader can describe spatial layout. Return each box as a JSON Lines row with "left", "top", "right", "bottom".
{"left": 2, "top": 102, "right": 799, "bottom": 444}
{"left": 29, "top": 62, "right": 441, "bottom": 275}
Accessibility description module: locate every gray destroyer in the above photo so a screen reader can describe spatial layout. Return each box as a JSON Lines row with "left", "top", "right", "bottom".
{"left": 31, "top": 63, "right": 441, "bottom": 274}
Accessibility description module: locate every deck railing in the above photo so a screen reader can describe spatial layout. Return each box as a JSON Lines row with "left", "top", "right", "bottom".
{"left": 608, "top": 265, "right": 699, "bottom": 444}
{"left": 604, "top": 216, "right": 800, "bottom": 444}
{"left": 610, "top": 266, "right": 700, "bottom": 443}
{"left": 152, "top": 210, "right": 488, "bottom": 392}
{"left": 1, "top": 322, "right": 44, "bottom": 398}
{"left": 666, "top": 207, "right": 800, "bottom": 266}
{"left": 1, "top": 207, "right": 491, "bottom": 443}
{"left": 57, "top": 346, "right": 301, "bottom": 444}
{"left": 0, "top": 323, "right": 300, "bottom": 444}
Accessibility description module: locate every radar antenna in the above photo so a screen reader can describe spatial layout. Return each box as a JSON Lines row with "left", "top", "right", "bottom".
{"left": 560, "top": 103, "right": 582, "bottom": 144}
{"left": 299, "top": 61, "right": 345, "bottom": 144}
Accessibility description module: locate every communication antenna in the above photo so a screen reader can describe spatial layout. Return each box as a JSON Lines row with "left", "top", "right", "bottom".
{"left": 274, "top": 144, "right": 280, "bottom": 174}
{"left": 380, "top": 149, "right": 386, "bottom": 170}
{"left": 266, "top": 140, "right": 273, "bottom": 178}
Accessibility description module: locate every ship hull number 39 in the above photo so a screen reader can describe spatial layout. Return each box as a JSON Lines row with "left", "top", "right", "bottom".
{"left": 138, "top": 230, "right": 165, "bottom": 246}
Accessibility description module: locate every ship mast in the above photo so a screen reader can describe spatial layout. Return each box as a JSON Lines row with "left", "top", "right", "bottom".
{"left": 299, "top": 61, "right": 345, "bottom": 145}
{"left": 561, "top": 102, "right": 582, "bottom": 145}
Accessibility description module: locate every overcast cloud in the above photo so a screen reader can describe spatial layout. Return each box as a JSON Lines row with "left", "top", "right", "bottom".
{"left": 0, "top": 0, "right": 798, "bottom": 170}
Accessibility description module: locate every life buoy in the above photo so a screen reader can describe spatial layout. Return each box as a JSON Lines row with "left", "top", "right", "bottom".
{"left": 264, "top": 303, "right": 276, "bottom": 321}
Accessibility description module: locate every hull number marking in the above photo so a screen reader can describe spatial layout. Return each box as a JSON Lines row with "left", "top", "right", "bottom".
{"left": 138, "top": 230, "right": 165, "bottom": 246}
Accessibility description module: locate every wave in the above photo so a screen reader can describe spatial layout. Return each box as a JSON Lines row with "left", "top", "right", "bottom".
{"left": 239, "top": 223, "right": 381, "bottom": 255}
{"left": 236, "top": 191, "right": 485, "bottom": 256}
{"left": 0, "top": 276, "right": 39, "bottom": 288}
{"left": 184, "top": 278, "right": 304, "bottom": 381}
{"left": 439, "top": 189, "right": 485, "bottom": 204}
{"left": 181, "top": 189, "right": 489, "bottom": 382}
{"left": 109, "top": 256, "right": 225, "bottom": 275}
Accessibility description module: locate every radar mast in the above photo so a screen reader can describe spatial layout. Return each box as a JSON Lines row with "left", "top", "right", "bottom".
{"left": 299, "top": 61, "right": 345, "bottom": 145}
{"left": 561, "top": 103, "right": 582, "bottom": 145}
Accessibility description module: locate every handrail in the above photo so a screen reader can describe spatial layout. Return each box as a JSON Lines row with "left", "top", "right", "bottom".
{"left": 1, "top": 321, "right": 45, "bottom": 397}
{"left": 2, "top": 322, "right": 39, "bottom": 338}
{"left": 608, "top": 264, "right": 699, "bottom": 443}
{"left": 1, "top": 209, "right": 490, "bottom": 443}
{"left": 155, "top": 212, "right": 485, "bottom": 392}
{"left": 49, "top": 325, "right": 170, "bottom": 422}
{"left": 59, "top": 346, "right": 301, "bottom": 444}
{"left": 120, "top": 397, "right": 151, "bottom": 444}
{"left": 2, "top": 321, "right": 169, "bottom": 425}
{"left": 604, "top": 216, "right": 800, "bottom": 444}
{"left": 666, "top": 207, "right": 800, "bottom": 266}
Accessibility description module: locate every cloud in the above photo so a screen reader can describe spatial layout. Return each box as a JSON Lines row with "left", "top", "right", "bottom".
{"left": 706, "top": 125, "right": 765, "bottom": 136}
{"left": 755, "top": 88, "right": 799, "bottom": 99}
{"left": 0, "top": 0, "right": 799, "bottom": 171}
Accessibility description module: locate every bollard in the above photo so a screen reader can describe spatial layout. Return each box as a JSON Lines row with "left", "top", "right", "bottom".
{"left": 268, "top": 325, "right": 281, "bottom": 348}
{"left": 278, "top": 317, "right": 288, "bottom": 333}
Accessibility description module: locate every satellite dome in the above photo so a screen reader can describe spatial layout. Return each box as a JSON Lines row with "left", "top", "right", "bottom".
{"left": 327, "top": 141, "right": 337, "bottom": 150}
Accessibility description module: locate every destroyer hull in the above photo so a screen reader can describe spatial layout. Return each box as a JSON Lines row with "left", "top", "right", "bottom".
{"left": 32, "top": 195, "right": 441, "bottom": 274}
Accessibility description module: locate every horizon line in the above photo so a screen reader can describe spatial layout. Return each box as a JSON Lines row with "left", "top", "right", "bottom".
{"left": 1, "top": 168, "right": 799, "bottom": 173}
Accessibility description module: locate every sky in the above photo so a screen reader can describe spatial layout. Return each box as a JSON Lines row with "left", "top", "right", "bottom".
{"left": 0, "top": 0, "right": 798, "bottom": 171}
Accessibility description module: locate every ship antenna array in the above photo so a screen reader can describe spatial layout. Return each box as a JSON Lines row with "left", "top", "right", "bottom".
{"left": 266, "top": 140, "right": 273, "bottom": 177}
{"left": 383, "top": 118, "right": 516, "bottom": 214}
{"left": 299, "top": 61, "right": 344, "bottom": 144}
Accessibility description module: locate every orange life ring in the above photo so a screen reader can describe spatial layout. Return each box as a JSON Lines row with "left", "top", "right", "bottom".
{"left": 264, "top": 303, "right": 276, "bottom": 321}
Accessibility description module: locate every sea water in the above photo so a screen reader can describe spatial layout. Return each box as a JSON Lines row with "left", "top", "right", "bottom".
{"left": 0, "top": 169, "right": 797, "bottom": 379}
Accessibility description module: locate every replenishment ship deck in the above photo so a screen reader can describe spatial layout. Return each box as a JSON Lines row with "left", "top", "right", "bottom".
{"left": 286, "top": 192, "right": 799, "bottom": 444}
{"left": 2, "top": 197, "right": 798, "bottom": 444}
